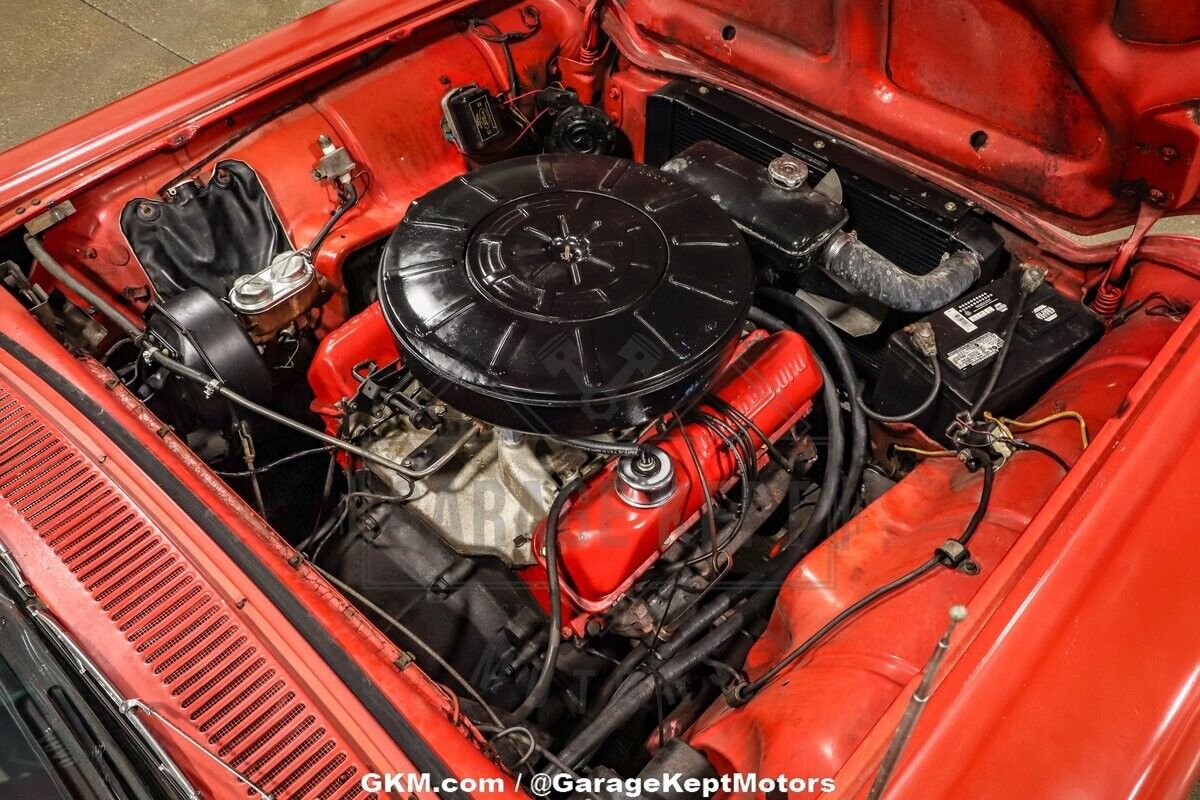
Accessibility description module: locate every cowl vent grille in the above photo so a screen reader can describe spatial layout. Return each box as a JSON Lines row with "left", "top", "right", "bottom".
{"left": 0, "top": 386, "right": 375, "bottom": 800}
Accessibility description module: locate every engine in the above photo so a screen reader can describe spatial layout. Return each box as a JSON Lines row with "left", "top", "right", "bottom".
{"left": 301, "top": 153, "right": 824, "bottom": 707}
{"left": 14, "top": 20, "right": 1141, "bottom": 788}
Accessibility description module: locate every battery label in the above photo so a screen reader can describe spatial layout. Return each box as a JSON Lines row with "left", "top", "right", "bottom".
{"left": 944, "top": 307, "right": 977, "bottom": 332}
{"left": 944, "top": 290, "right": 1010, "bottom": 333}
{"left": 946, "top": 331, "right": 1004, "bottom": 371}
{"left": 1032, "top": 303, "right": 1058, "bottom": 323}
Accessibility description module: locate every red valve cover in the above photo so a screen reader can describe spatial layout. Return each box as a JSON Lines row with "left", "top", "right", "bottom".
{"left": 526, "top": 329, "right": 823, "bottom": 628}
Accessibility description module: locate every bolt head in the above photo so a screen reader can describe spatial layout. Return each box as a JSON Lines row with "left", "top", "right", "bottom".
{"left": 944, "top": 201, "right": 958, "bottom": 212}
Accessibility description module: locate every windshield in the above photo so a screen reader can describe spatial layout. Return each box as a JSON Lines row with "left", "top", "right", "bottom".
{"left": 0, "top": 653, "right": 76, "bottom": 799}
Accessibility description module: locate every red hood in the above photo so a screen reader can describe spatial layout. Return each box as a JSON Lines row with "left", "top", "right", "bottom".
{"left": 3, "top": 0, "right": 1200, "bottom": 240}
{"left": 608, "top": 0, "right": 1200, "bottom": 232}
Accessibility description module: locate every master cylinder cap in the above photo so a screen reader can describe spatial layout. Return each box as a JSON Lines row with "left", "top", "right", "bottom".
{"left": 378, "top": 153, "right": 754, "bottom": 435}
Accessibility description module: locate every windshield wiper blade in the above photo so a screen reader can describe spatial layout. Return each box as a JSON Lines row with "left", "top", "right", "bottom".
{"left": 27, "top": 606, "right": 202, "bottom": 800}
{"left": 0, "top": 540, "right": 275, "bottom": 798}
{"left": 29, "top": 605, "right": 274, "bottom": 800}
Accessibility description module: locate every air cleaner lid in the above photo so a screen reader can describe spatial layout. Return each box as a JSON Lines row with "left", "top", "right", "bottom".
{"left": 378, "top": 154, "right": 753, "bottom": 435}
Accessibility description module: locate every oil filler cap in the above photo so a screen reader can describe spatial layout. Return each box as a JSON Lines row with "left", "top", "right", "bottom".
{"left": 378, "top": 154, "right": 753, "bottom": 435}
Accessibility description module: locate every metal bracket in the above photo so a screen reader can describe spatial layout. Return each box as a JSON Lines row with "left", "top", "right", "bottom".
{"left": 1120, "top": 103, "right": 1200, "bottom": 208}
{"left": 23, "top": 199, "right": 77, "bottom": 236}
{"left": 312, "top": 134, "right": 356, "bottom": 185}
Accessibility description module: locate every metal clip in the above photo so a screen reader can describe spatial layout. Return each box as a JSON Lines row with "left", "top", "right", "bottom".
{"left": 312, "top": 134, "right": 356, "bottom": 185}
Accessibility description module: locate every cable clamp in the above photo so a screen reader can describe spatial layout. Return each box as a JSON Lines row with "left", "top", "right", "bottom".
{"left": 935, "top": 539, "right": 970, "bottom": 569}
{"left": 202, "top": 379, "right": 221, "bottom": 399}
{"left": 723, "top": 680, "right": 753, "bottom": 707}
{"left": 907, "top": 321, "right": 938, "bottom": 358}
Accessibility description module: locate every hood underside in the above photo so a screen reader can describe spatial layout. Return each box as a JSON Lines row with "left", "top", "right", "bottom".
{"left": 612, "top": 0, "right": 1200, "bottom": 232}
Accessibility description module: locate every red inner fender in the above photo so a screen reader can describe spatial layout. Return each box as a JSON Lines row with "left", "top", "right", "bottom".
{"left": 528, "top": 329, "right": 822, "bottom": 625}
{"left": 307, "top": 300, "right": 400, "bottom": 430}
{"left": 685, "top": 288, "right": 1185, "bottom": 785}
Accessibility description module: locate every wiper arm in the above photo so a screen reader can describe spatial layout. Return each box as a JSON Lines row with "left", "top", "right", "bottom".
{"left": 0, "top": 537, "right": 275, "bottom": 799}
{"left": 28, "top": 605, "right": 274, "bottom": 800}
{"left": 122, "top": 700, "right": 275, "bottom": 800}
{"left": 27, "top": 606, "right": 201, "bottom": 799}
{"left": 0, "top": 540, "right": 31, "bottom": 598}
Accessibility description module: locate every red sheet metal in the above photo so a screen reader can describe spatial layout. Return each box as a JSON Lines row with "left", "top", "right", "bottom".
{"left": 0, "top": 0, "right": 481, "bottom": 232}
{"left": 687, "top": 272, "right": 1196, "bottom": 792}
{"left": 602, "top": 0, "right": 1200, "bottom": 231}
{"left": 0, "top": 288, "right": 523, "bottom": 798}
{"left": 834, "top": 286, "right": 1200, "bottom": 798}
{"left": 308, "top": 301, "right": 400, "bottom": 427}
{"left": 21, "top": 0, "right": 583, "bottom": 340}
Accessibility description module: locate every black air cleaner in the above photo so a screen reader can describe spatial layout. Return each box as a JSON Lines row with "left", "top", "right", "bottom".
{"left": 378, "top": 154, "right": 754, "bottom": 435}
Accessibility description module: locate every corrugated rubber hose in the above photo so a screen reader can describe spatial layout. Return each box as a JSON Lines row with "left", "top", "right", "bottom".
{"left": 820, "top": 231, "right": 981, "bottom": 313}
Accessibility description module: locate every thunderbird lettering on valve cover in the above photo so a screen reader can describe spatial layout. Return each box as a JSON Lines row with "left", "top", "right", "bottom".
{"left": 1, "top": 1, "right": 1200, "bottom": 798}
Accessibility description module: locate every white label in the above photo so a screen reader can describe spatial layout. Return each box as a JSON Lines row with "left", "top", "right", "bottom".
{"left": 1033, "top": 303, "right": 1058, "bottom": 323}
{"left": 946, "top": 331, "right": 1004, "bottom": 370}
{"left": 944, "top": 307, "right": 977, "bottom": 332}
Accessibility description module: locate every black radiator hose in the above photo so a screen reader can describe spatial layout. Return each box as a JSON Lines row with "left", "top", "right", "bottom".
{"left": 820, "top": 232, "right": 980, "bottom": 313}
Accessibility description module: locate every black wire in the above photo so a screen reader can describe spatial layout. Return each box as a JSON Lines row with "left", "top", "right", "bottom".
{"left": 712, "top": 407, "right": 758, "bottom": 475}
{"left": 957, "top": 451, "right": 994, "bottom": 547}
{"left": 746, "top": 306, "right": 842, "bottom": 549}
{"left": 545, "top": 434, "right": 646, "bottom": 459}
{"left": 584, "top": 413, "right": 761, "bottom": 720}
{"left": 857, "top": 357, "right": 942, "bottom": 424}
{"left": 1010, "top": 440, "right": 1071, "bottom": 472}
{"left": 559, "top": 411, "right": 968, "bottom": 764}
{"left": 731, "top": 449, "right": 994, "bottom": 702}
{"left": 673, "top": 412, "right": 721, "bottom": 572}
{"left": 703, "top": 394, "right": 788, "bottom": 470}
{"left": 643, "top": 571, "right": 682, "bottom": 747}
{"left": 695, "top": 408, "right": 756, "bottom": 481}
{"left": 754, "top": 291, "right": 866, "bottom": 527}
{"left": 685, "top": 412, "right": 753, "bottom": 565}
{"left": 729, "top": 558, "right": 940, "bottom": 702}
{"left": 465, "top": 8, "right": 541, "bottom": 97}
{"left": 968, "top": 286, "right": 1031, "bottom": 418}
{"left": 780, "top": 356, "right": 843, "bottom": 554}
{"left": 305, "top": 181, "right": 359, "bottom": 254}
{"left": 510, "top": 471, "right": 588, "bottom": 721}
{"left": 213, "top": 444, "right": 335, "bottom": 477}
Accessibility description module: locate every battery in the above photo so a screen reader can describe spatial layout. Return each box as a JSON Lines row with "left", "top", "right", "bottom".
{"left": 869, "top": 270, "right": 1104, "bottom": 442}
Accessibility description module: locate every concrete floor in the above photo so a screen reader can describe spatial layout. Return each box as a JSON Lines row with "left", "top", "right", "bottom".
{"left": 0, "top": 0, "right": 333, "bottom": 153}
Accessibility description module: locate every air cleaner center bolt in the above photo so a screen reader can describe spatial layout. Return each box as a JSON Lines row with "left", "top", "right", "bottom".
{"left": 616, "top": 445, "right": 676, "bottom": 508}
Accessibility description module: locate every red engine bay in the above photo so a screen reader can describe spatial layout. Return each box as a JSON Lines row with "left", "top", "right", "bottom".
{"left": 3, "top": 1, "right": 1200, "bottom": 798}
